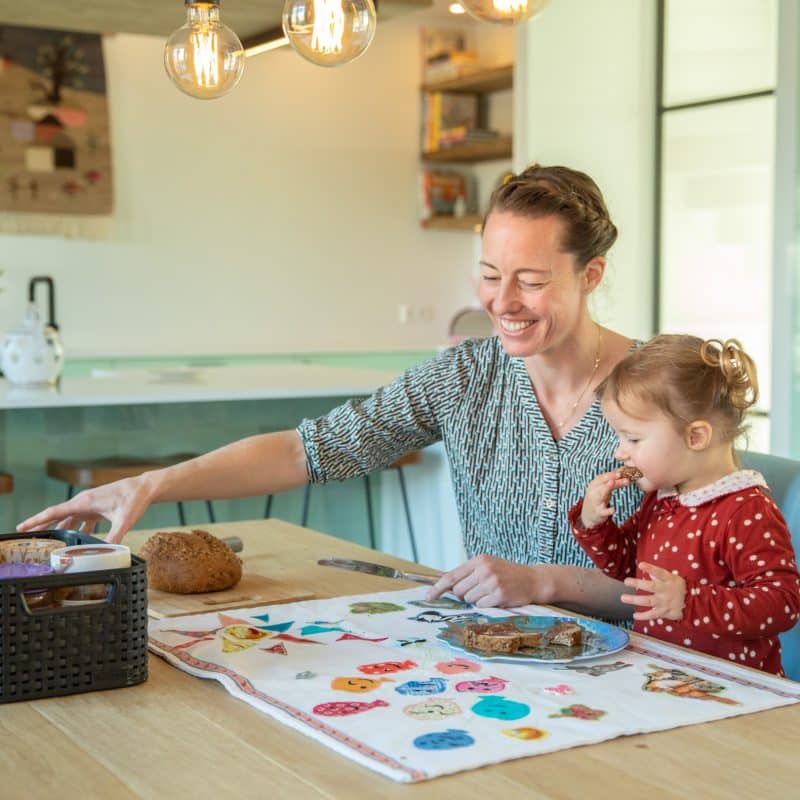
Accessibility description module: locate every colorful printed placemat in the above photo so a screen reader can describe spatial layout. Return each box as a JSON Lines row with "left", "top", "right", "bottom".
{"left": 148, "top": 588, "right": 800, "bottom": 783}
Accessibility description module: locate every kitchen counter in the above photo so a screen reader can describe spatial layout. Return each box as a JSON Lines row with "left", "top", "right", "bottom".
{"left": 0, "top": 355, "right": 461, "bottom": 566}
{"left": 0, "top": 362, "right": 402, "bottom": 410}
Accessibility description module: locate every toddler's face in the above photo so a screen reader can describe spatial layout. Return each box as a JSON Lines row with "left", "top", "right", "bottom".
{"left": 602, "top": 396, "right": 691, "bottom": 492}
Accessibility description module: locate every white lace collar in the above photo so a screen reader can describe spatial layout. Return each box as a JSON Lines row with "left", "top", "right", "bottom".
{"left": 656, "top": 469, "right": 768, "bottom": 508}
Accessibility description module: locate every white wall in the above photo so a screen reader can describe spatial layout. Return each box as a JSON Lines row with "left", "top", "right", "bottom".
{"left": 0, "top": 15, "right": 486, "bottom": 357}
{"left": 516, "top": 0, "right": 657, "bottom": 340}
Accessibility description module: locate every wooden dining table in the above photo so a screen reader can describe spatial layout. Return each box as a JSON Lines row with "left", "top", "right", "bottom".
{"left": 4, "top": 518, "right": 799, "bottom": 799}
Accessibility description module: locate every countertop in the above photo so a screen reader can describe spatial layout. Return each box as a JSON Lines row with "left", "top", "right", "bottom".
{"left": 0, "top": 362, "right": 402, "bottom": 410}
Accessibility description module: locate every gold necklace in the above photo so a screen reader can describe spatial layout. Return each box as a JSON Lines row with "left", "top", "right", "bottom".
{"left": 556, "top": 327, "right": 602, "bottom": 429}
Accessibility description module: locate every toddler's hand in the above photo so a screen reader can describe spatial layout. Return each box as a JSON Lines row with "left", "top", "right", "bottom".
{"left": 580, "top": 471, "right": 627, "bottom": 529}
{"left": 620, "top": 562, "right": 686, "bottom": 621}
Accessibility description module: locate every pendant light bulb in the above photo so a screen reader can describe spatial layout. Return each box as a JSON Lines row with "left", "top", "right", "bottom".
{"left": 164, "top": 0, "right": 245, "bottom": 99}
{"left": 282, "top": 0, "right": 377, "bottom": 67}
{"left": 459, "top": 0, "right": 548, "bottom": 26}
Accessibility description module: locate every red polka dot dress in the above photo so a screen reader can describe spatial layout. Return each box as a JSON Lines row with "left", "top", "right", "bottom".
{"left": 569, "top": 471, "right": 800, "bottom": 675}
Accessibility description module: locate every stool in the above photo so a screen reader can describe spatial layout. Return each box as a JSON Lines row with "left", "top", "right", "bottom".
{"left": 0, "top": 472, "right": 13, "bottom": 495}
{"left": 45, "top": 454, "right": 215, "bottom": 526}
{"left": 264, "top": 451, "right": 421, "bottom": 560}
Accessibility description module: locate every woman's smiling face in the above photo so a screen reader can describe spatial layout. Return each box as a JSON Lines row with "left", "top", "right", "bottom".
{"left": 478, "top": 212, "right": 596, "bottom": 358}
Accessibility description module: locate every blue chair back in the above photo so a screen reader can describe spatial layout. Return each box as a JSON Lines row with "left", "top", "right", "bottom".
{"left": 739, "top": 450, "right": 800, "bottom": 681}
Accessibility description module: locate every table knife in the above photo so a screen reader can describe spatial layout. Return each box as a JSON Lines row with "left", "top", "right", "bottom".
{"left": 317, "top": 557, "right": 440, "bottom": 585}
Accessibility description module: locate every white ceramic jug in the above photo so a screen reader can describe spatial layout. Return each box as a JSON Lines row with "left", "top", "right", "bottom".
{"left": 1, "top": 303, "right": 64, "bottom": 385}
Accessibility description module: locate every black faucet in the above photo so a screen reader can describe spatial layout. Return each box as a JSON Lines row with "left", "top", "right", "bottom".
{"left": 28, "top": 276, "right": 58, "bottom": 331}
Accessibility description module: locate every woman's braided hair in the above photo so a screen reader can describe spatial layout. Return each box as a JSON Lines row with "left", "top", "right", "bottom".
{"left": 485, "top": 164, "right": 618, "bottom": 267}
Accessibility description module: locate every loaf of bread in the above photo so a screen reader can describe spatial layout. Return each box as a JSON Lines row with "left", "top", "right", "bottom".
{"left": 140, "top": 529, "right": 242, "bottom": 594}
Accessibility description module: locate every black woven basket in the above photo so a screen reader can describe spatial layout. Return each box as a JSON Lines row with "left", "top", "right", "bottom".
{"left": 0, "top": 530, "right": 148, "bottom": 703}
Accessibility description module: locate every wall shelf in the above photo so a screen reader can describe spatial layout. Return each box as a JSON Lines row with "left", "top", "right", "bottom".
{"left": 421, "top": 214, "right": 483, "bottom": 231}
{"left": 421, "top": 64, "right": 513, "bottom": 95}
{"left": 421, "top": 135, "right": 513, "bottom": 164}
{"left": 419, "top": 63, "right": 513, "bottom": 230}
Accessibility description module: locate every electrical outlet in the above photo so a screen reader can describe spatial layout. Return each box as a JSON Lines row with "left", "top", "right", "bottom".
{"left": 397, "top": 303, "right": 410, "bottom": 324}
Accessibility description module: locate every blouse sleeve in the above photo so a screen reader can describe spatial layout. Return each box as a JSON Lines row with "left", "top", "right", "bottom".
{"left": 297, "top": 341, "right": 481, "bottom": 483}
{"left": 681, "top": 495, "right": 800, "bottom": 638}
{"left": 569, "top": 499, "right": 643, "bottom": 580}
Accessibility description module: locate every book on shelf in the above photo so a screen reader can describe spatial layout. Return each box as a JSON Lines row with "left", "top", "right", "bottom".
{"left": 420, "top": 92, "right": 480, "bottom": 152}
{"left": 436, "top": 127, "right": 502, "bottom": 148}
{"left": 418, "top": 170, "right": 475, "bottom": 221}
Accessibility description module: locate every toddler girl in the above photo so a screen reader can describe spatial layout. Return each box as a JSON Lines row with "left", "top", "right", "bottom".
{"left": 569, "top": 334, "right": 800, "bottom": 675}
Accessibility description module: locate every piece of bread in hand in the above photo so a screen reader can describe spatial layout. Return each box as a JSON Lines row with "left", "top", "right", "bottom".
{"left": 618, "top": 466, "right": 643, "bottom": 482}
{"left": 140, "top": 529, "right": 242, "bottom": 594}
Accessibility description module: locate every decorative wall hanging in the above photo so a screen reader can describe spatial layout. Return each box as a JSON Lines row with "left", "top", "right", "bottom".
{"left": 0, "top": 24, "right": 113, "bottom": 237}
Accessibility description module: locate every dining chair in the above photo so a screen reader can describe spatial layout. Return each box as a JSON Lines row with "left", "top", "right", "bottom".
{"left": 740, "top": 450, "right": 800, "bottom": 681}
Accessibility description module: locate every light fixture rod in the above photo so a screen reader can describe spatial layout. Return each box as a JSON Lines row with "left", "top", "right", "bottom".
{"left": 242, "top": 27, "right": 290, "bottom": 57}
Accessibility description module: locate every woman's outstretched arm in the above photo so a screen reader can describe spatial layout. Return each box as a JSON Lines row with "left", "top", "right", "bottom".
{"left": 18, "top": 429, "right": 308, "bottom": 543}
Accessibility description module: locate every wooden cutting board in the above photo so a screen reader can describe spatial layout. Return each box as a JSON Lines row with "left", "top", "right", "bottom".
{"left": 147, "top": 573, "right": 315, "bottom": 618}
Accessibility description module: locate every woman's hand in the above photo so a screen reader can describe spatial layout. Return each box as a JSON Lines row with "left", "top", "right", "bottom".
{"left": 428, "top": 557, "right": 632, "bottom": 617}
{"left": 580, "top": 470, "right": 628, "bottom": 528}
{"left": 620, "top": 562, "right": 686, "bottom": 621}
{"left": 16, "top": 473, "right": 156, "bottom": 544}
{"left": 425, "top": 555, "right": 555, "bottom": 608}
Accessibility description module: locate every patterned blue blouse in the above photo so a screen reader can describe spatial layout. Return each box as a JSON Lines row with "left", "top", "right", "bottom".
{"left": 297, "top": 336, "right": 642, "bottom": 569}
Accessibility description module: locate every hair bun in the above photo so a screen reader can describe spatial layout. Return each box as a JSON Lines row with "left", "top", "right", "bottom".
{"left": 700, "top": 338, "right": 758, "bottom": 410}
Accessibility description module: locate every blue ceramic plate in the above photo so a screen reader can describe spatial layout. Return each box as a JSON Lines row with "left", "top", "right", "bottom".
{"left": 436, "top": 615, "right": 629, "bottom": 664}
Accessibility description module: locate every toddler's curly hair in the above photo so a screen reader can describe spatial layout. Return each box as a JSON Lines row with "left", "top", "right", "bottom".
{"left": 599, "top": 334, "right": 759, "bottom": 444}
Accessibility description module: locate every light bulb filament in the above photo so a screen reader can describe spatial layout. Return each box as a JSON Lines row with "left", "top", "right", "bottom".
{"left": 164, "top": 1, "right": 244, "bottom": 98}
{"left": 311, "top": 0, "right": 346, "bottom": 54}
{"left": 190, "top": 29, "right": 220, "bottom": 87}
{"left": 492, "top": 0, "right": 528, "bottom": 13}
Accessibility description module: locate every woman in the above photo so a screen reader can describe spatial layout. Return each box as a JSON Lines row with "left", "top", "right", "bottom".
{"left": 18, "top": 165, "right": 642, "bottom": 617}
